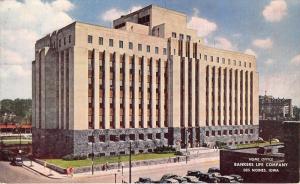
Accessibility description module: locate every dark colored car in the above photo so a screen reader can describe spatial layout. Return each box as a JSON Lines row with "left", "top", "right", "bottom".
{"left": 198, "top": 173, "right": 220, "bottom": 183}
{"left": 208, "top": 167, "right": 220, "bottom": 173}
{"left": 230, "top": 174, "right": 243, "bottom": 183}
{"left": 11, "top": 157, "right": 23, "bottom": 166}
{"left": 216, "top": 176, "right": 237, "bottom": 183}
{"left": 135, "top": 177, "right": 152, "bottom": 183}
{"left": 160, "top": 174, "right": 178, "bottom": 181}
{"left": 172, "top": 176, "right": 188, "bottom": 183}
{"left": 187, "top": 170, "right": 203, "bottom": 177}
{"left": 183, "top": 176, "right": 200, "bottom": 183}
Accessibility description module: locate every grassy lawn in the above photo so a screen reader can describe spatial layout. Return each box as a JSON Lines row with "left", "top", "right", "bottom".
{"left": 2, "top": 139, "right": 32, "bottom": 145}
{"left": 45, "top": 152, "right": 176, "bottom": 168}
{"left": 236, "top": 141, "right": 282, "bottom": 149}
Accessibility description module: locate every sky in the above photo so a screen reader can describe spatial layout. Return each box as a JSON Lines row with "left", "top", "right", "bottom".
{"left": 0, "top": 0, "right": 299, "bottom": 106}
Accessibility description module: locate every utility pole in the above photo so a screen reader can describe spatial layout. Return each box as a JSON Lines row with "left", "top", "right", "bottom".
{"left": 129, "top": 142, "right": 132, "bottom": 183}
{"left": 185, "top": 129, "right": 189, "bottom": 164}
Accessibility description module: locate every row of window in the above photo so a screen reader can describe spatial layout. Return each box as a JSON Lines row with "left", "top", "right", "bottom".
{"left": 88, "top": 132, "right": 167, "bottom": 143}
{"left": 200, "top": 54, "right": 252, "bottom": 68}
{"left": 172, "top": 32, "right": 191, "bottom": 41}
{"left": 205, "top": 128, "right": 254, "bottom": 137}
{"left": 88, "top": 35, "right": 167, "bottom": 55}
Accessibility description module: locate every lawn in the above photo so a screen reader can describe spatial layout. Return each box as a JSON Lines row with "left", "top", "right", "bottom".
{"left": 236, "top": 141, "right": 282, "bottom": 149}
{"left": 2, "top": 139, "right": 32, "bottom": 145}
{"left": 45, "top": 152, "right": 176, "bottom": 168}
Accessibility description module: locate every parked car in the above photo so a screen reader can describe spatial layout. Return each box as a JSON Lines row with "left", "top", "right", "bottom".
{"left": 198, "top": 173, "right": 219, "bottom": 183}
{"left": 183, "top": 176, "right": 200, "bottom": 183}
{"left": 135, "top": 177, "right": 152, "bottom": 183}
{"left": 160, "top": 174, "right": 178, "bottom": 181}
{"left": 216, "top": 176, "right": 237, "bottom": 183}
{"left": 172, "top": 176, "right": 188, "bottom": 183}
{"left": 11, "top": 157, "right": 23, "bottom": 166}
{"left": 161, "top": 178, "right": 179, "bottom": 183}
{"left": 187, "top": 170, "right": 203, "bottom": 177}
{"left": 230, "top": 174, "right": 243, "bottom": 183}
{"left": 208, "top": 167, "right": 220, "bottom": 173}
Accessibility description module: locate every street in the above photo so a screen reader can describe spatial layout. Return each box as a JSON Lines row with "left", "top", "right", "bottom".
{"left": 0, "top": 152, "right": 219, "bottom": 183}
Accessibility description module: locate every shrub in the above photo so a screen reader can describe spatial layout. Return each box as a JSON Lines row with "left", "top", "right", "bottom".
{"left": 174, "top": 151, "right": 183, "bottom": 156}
{"left": 62, "top": 154, "right": 87, "bottom": 161}
{"left": 154, "top": 146, "right": 176, "bottom": 153}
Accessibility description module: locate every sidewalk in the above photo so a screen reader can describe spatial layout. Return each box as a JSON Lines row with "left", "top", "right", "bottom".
{"left": 73, "top": 151, "right": 219, "bottom": 178}
{"left": 22, "top": 149, "right": 219, "bottom": 180}
{"left": 22, "top": 160, "right": 68, "bottom": 179}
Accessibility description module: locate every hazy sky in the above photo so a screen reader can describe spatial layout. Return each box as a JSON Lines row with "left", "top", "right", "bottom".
{"left": 0, "top": 0, "right": 299, "bottom": 106}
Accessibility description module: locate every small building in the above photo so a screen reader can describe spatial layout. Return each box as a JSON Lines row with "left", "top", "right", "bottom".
{"left": 259, "top": 95, "right": 293, "bottom": 120}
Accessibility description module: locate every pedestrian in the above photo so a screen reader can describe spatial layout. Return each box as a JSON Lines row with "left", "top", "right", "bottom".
{"left": 105, "top": 162, "right": 108, "bottom": 171}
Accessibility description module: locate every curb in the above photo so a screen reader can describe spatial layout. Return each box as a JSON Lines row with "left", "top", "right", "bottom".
{"left": 22, "top": 163, "right": 66, "bottom": 179}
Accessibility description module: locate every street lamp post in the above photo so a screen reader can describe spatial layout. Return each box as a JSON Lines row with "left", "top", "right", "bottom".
{"left": 129, "top": 141, "right": 132, "bottom": 183}
{"left": 89, "top": 130, "right": 96, "bottom": 175}
{"left": 186, "top": 129, "right": 189, "bottom": 164}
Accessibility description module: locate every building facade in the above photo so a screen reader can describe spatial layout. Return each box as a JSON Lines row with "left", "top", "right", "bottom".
{"left": 32, "top": 5, "right": 259, "bottom": 158}
{"left": 259, "top": 95, "right": 293, "bottom": 120}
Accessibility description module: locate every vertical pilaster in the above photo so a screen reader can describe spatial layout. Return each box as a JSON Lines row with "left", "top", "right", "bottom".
{"left": 104, "top": 51, "right": 110, "bottom": 129}
{"left": 142, "top": 56, "right": 147, "bottom": 128}
{"left": 191, "top": 59, "right": 196, "bottom": 127}
{"left": 93, "top": 49, "right": 100, "bottom": 129}
{"left": 236, "top": 69, "right": 240, "bottom": 125}
{"left": 134, "top": 55, "right": 139, "bottom": 128}
{"left": 114, "top": 52, "right": 120, "bottom": 129}
{"left": 213, "top": 66, "right": 217, "bottom": 126}
{"left": 219, "top": 67, "right": 223, "bottom": 126}
{"left": 225, "top": 68, "right": 230, "bottom": 125}
{"left": 160, "top": 59, "right": 165, "bottom": 127}
{"left": 151, "top": 58, "right": 157, "bottom": 127}
{"left": 184, "top": 58, "right": 189, "bottom": 127}
{"left": 124, "top": 54, "right": 130, "bottom": 128}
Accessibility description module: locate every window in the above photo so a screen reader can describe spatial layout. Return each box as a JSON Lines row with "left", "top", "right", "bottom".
{"left": 138, "top": 44, "right": 142, "bottom": 51}
{"left": 120, "top": 134, "right": 126, "bottom": 141}
{"left": 147, "top": 45, "right": 150, "bottom": 52}
{"left": 155, "top": 47, "right": 159, "bottom": 54}
{"left": 186, "top": 35, "right": 191, "bottom": 41}
{"left": 239, "top": 61, "right": 241, "bottom": 66}
{"left": 156, "top": 133, "right": 161, "bottom": 139}
{"left": 244, "top": 62, "right": 246, "bottom": 67}
{"left": 109, "top": 39, "right": 113, "bottom": 47}
{"left": 217, "top": 57, "right": 220, "bottom": 63}
{"left": 179, "top": 34, "right": 184, "bottom": 40}
{"left": 129, "top": 134, "right": 135, "bottom": 140}
{"left": 222, "top": 58, "right": 225, "bottom": 64}
{"left": 163, "top": 48, "right": 167, "bottom": 55}
{"left": 129, "top": 42, "right": 133, "bottom": 50}
{"left": 204, "top": 55, "right": 207, "bottom": 61}
{"left": 68, "top": 35, "right": 71, "bottom": 43}
{"left": 249, "top": 63, "right": 252, "bottom": 68}
{"left": 172, "top": 32, "right": 176, "bottom": 38}
{"left": 228, "top": 59, "right": 231, "bottom": 65}
{"left": 88, "top": 35, "right": 93, "bottom": 43}
{"left": 139, "top": 134, "right": 144, "bottom": 140}
{"left": 147, "top": 134, "right": 152, "bottom": 140}
{"left": 210, "top": 56, "right": 213, "bottom": 62}
{"left": 88, "top": 136, "right": 94, "bottom": 143}
{"left": 119, "top": 40, "right": 123, "bottom": 48}
{"left": 99, "top": 135, "right": 105, "bottom": 142}
{"left": 99, "top": 37, "right": 103, "bottom": 45}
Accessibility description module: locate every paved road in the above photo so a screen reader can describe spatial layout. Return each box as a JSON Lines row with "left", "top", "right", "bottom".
{"left": 0, "top": 161, "right": 52, "bottom": 183}
{"left": 0, "top": 152, "right": 219, "bottom": 183}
